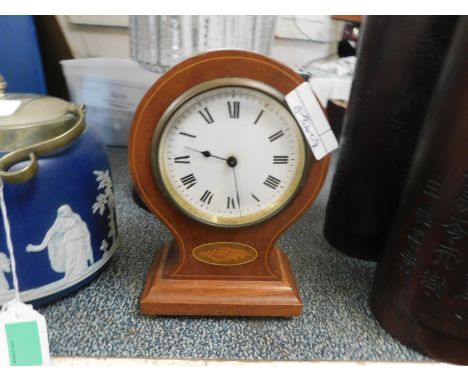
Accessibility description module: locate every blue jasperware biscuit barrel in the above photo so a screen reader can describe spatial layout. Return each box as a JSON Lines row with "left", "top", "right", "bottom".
{"left": 0, "top": 75, "right": 118, "bottom": 306}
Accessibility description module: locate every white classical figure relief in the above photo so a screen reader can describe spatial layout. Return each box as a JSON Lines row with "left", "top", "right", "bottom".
{"left": 26, "top": 205, "right": 94, "bottom": 281}
{"left": 0, "top": 252, "right": 11, "bottom": 292}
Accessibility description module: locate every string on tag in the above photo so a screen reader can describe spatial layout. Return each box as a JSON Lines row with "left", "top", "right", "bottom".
{"left": 0, "top": 177, "right": 21, "bottom": 304}
{"left": 0, "top": 178, "right": 51, "bottom": 366}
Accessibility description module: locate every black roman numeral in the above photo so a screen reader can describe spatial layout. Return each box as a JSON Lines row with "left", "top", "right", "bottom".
{"left": 198, "top": 107, "right": 214, "bottom": 124}
{"left": 227, "top": 196, "right": 236, "bottom": 209}
{"left": 174, "top": 155, "right": 190, "bottom": 164}
{"left": 268, "top": 130, "right": 284, "bottom": 142}
{"left": 179, "top": 132, "right": 196, "bottom": 138}
{"left": 251, "top": 193, "right": 260, "bottom": 202}
{"left": 273, "top": 155, "right": 289, "bottom": 164}
{"left": 254, "top": 110, "right": 264, "bottom": 124}
{"left": 228, "top": 101, "right": 240, "bottom": 118}
{"left": 264, "top": 175, "right": 281, "bottom": 189}
{"left": 180, "top": 173, "right": 197, "bottom": 189}
{"left": 200, "top": 190, "right": 213, "bottom": 204}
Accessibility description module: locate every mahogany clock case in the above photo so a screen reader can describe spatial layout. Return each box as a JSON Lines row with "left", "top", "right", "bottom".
{"left": 129, "top": 50, "right": 330, "bottom": 316}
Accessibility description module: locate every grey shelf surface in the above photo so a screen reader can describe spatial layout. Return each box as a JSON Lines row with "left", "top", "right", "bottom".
{"left": 38, "top": 147, "right": 427, "bottom": 361}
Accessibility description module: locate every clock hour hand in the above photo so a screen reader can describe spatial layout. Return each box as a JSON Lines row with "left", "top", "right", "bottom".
{"left": 185, "top": 147, "right": 227, "bottom": 162}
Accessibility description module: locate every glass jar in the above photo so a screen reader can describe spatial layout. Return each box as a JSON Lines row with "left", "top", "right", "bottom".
{"left": 129, "top": 15, "right": 277, "bottom": 72}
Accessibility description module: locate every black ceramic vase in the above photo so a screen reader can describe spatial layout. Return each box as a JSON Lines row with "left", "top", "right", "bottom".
{"left": 323, "top": 16, "right": 459, "bottom": 261}
{"left": 370, "top": 17, "right": 468, "bottom": 364}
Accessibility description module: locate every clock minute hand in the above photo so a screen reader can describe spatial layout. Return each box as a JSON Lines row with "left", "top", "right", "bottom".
{"left": 185, "top": 147, "right": 227, "bottom": 162}
{"left": 226, "top": 156, "right": 242, "bottom": 217}
{"left": 232, "top": 167, "right": 242, "bottom": 217}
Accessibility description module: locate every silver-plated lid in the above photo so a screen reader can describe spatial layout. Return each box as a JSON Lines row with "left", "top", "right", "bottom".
{"left": 0, "top": 74, "right": 81, "bottom": 150}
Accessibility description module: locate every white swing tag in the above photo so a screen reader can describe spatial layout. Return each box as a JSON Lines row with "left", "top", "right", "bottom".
{"left": 286, "top": 82, "right": 339, "bottom": 160}
{"left": 0, "top": 300, "right": 50, "bottom": 366}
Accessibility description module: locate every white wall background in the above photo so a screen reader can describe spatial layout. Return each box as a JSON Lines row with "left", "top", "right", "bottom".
{"left": 56, "top": 15, "right": 345, "bottom": 70}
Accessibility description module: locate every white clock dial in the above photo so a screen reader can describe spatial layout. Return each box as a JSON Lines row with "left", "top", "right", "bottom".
{"left": 155, "top": 80, "right": 306, "bottom": 227}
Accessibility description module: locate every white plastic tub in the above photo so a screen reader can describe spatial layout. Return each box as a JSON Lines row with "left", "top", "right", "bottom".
{"left": 60, "top": 58, "right": 160, "bottom": 146}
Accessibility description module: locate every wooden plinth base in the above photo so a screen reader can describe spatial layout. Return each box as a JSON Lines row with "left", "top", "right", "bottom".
{"left": 140, "top": 241, "right": 303, "bottom": 317}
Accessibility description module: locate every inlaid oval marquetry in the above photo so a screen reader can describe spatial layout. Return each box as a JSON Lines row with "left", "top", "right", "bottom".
{"left": 192, "top": 242, "right": 258, "bottom": 266}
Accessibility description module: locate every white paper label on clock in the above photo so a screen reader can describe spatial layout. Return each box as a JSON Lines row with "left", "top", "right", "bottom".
{"left": 286, "top": 82, "right": 339, "bottom": 160}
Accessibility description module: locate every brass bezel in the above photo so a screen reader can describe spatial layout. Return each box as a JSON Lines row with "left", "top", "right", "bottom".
{"left": 151, "top": 77, "right": 307, "bottom": 228}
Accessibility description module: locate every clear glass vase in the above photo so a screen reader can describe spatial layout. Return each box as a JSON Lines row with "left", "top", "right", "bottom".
{"left": 129, "top": 15, "right": 277, "bottom": 73}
